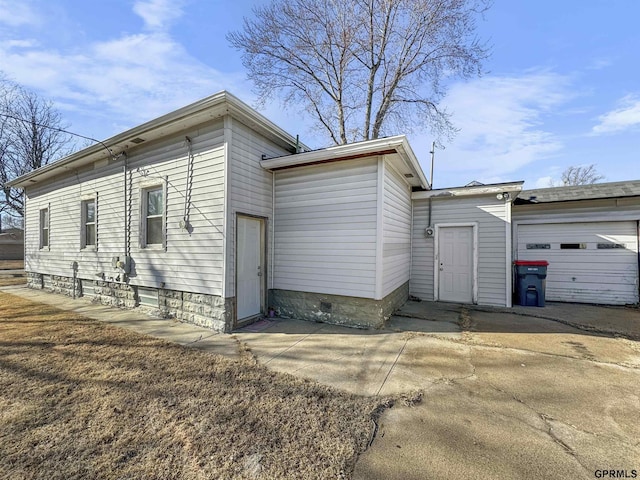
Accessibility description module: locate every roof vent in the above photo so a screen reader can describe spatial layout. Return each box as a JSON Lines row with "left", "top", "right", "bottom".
{"left": 130, "top": 137, "right": 145, "bottom": 144}
{"left": 404, "top": 173, "right": 414, "bottom": 178}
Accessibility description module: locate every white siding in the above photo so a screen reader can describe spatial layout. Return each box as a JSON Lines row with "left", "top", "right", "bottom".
{"left": 225, "top": 118, "right": 291, "bottom": 297}
{"left": 24, "top": 119, "right": 227, "bottom": 296}
{"left": 411, "top": 195, "right": 509, "bottom": 306}
{"left": 382, "top": 162, "right": 412, "bottom": 297}
{"left": 273, "top": 157, "right": 379, "bottom": 298}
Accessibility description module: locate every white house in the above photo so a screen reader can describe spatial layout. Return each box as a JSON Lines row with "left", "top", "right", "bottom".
{"left": 9, "top": 92, "right": 637, "bottom": 332}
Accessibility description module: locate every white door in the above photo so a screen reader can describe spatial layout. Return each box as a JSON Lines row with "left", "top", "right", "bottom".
{"left": 438, "top": 226, "right": 474, "bottom": 303}
{"left": 237, "top": 216, "right": 263, "bottom": 320}
{"left": 517, "top": 221, "right": 639, "bottom": 305}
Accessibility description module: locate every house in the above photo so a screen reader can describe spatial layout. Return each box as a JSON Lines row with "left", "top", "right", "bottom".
{"left": 513, "top": 181, "right": 640, "bottom": 305}
{"left": 8, "top": 92, "right": 637, "bottom": 333}
{"left": 0, "top": 228, "right": 24, "bottom": 260}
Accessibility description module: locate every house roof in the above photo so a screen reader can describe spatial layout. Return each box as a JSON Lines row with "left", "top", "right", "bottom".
{"left": 260, "top": 135, "right": 430, "bottom": 189}
{"left": 8, "top": 91, "right": 306, "bottom": 188}
{"left": 515, "top": 180, "right": 640, "bottom": 204}
{"left": 412, "top": 181, "right": 524, "bottom": 200}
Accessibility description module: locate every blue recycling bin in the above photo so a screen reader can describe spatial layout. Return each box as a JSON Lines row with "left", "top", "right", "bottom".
{"left": 514, "top": 260, "right": 548, "bottom": 307}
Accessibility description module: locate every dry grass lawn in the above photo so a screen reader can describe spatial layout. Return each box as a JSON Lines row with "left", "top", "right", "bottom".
{"left": 0, "top": 292, "right": 390, "bottom": 479}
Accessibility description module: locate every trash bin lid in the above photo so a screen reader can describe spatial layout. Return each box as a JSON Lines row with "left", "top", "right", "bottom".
{"left": 513, "top": 260, "right": 549, "bottom": 266}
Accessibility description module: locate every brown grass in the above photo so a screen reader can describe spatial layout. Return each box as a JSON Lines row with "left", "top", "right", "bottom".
{"left": 0, "top": 259, "right": 24, "bottom": 270}
{"left": 0, "top": 293, "right": 390, "bottom": 479}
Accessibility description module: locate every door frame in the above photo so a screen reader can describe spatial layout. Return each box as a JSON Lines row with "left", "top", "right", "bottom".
{"left": 235, "top": 213, "right": 268, "bottom": 327}
{"left": 433, "top": 222, "right": 478, "bottom": 304}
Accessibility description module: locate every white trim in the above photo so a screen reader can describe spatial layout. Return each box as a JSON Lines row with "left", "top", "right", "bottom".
{"left": 260, "top": 135, "right": 429, "bottom": 189}
{"left": 412, "top": 182, "right": 524, "bottom": 200}
{"left": 139, "top": 181, "right": 167, "bottom": 250}
{"left": 221, "top": 115, "right": 232, "bottom": 298}
{"left": 375, "top": 157, "right": 385, "bottom": 300}
{"left": 80, "top": 197, "right": 97, "bottom": 251}
{"left": 433, "top": 222, "right": 478, "bottom": 304}
{"left": 9, "top": 91, "right": 302, "bottom": 188}
{"left": 505, "top": 200, "right": 513, "bottom": 308}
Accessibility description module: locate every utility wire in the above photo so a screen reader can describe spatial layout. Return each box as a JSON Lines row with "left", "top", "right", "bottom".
{"left": 0, "top": 112, "right": 116, "bottom": 160}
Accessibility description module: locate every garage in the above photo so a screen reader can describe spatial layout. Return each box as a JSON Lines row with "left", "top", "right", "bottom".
{"left": 513, "top": 180, "right": 640, "bottom": 306}
{"left": 516, "top": 221, "right": 639, "bottom": 304}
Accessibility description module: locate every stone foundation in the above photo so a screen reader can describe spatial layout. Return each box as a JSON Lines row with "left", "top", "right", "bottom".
{"left": 158, "top": 289, "right": 235, "bottom": 333}
{"left": 26, "top": 272, "right": 234, "bottom": 333}
{"left": 269, "top": 282, "right": 409, "bottom": 329}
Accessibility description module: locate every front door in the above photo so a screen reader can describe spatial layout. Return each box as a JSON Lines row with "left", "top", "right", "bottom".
{"left": 237, "top": 216, "right": 263, "bottom": 320}
{"left": 438, "top": 226, "right": 473, "bottom": 303}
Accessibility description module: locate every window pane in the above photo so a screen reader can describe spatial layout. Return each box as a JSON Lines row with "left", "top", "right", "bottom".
{"left": 85, "top": 224, "right": 95, "bottom": 246}
{"left": 42, "top": 209, "right": 49, "bottom": 226}
{"left": 147, "top": 189, "right": 163, "bottom": 216}
{"left": 42, "top": 228, "right": 49, "bottom": 247}
{"left": 85, "top": 201, "right": 95, "bottom": 223}
{"left": 147, "top": 217, "right": 163, "bottom": 245}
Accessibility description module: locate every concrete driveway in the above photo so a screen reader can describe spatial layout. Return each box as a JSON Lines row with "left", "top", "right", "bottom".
{"left": 2, "top": 286, "right": 639, "bottom": 479}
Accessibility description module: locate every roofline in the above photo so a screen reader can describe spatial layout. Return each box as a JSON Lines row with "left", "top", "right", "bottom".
{"left": 412, "top": 181, "right": 524, "bottom": 200}
{"left": 8, "top": 91, "right": 305, "bottom": 188}
{"left": 260, "top": 135, "right": 430, "bottom": 189}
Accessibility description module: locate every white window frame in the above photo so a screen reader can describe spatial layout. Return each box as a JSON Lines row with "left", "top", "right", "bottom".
{"left": 40, "top": 207, "right": 50, "bottom": 250}
{"left": 81, "top": 197, "right": 97, "bottom": 250}
{"left": 140, "top": 182, "right": 166, "bottom": 249}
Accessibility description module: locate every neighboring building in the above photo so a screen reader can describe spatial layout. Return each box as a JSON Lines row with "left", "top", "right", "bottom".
{"left": 8, "top": 92, "right": 638, "bottom": 333}
{"left": 0, "top": 228, "right": 24, "bottom": 260}
{"left": 513, "top": 181, "right": 640, "bottom": 305}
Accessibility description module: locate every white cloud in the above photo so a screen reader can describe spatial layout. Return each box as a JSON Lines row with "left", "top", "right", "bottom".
{"left": 0, "top": 2, "right": 249, "bottom": 139}
{"left": 133, "top": 0, "right": 185, "bottom": 31}
{"left": 0, "top": 1, "right": 40, "bottom": 27}
{"left": 415, "top": 71, "right": 575, "bottom": 186}
{"left": 592, "top": 95, "right": 640, "bottom": 135}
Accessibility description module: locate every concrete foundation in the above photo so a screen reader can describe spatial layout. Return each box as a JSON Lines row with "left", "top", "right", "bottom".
{"left": 26, "top": 272, "right": 235, "bottom": 333}
{"left": 269, "top": 282, "right": 409, "bottom": 329}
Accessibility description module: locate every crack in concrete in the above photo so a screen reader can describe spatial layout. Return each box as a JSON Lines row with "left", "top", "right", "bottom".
{"left": 482, "top": 379, "right": 592, "bottom": 475}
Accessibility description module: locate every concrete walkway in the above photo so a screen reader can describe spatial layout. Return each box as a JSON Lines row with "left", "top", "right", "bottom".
{"left": 2, "top": 285, "right": 639, "bottom": 479}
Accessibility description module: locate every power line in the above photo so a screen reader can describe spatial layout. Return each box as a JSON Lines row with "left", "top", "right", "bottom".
{"left": 0, "top": 112, "right": 116, "bottom": 159}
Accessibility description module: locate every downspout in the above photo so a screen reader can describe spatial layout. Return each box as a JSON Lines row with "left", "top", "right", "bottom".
{"left": 123, "top": 153, "right": 128, "bottom": 259}
{"left": 637, "top": 220, "right": 640, "bottom": 302}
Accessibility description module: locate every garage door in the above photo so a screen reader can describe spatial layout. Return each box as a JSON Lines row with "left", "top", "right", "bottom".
{"left": 517, "top": 222, "right": 639, "bottom": 305}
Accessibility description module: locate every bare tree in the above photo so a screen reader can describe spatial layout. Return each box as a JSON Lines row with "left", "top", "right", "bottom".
{"left": 0, "top": 77, "right": 72, "bottom": 217}
{"left": 557, "top": 164, "right": 605, "bottom": 186}
{"left": 228, "top": 0, "right": 490, "bottom": 145}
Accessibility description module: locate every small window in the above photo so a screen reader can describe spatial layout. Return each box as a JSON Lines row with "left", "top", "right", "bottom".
{"left": 82, "top": 199, "right": 96, "bottom": 248}
{"left": 40, "top": 208, "right": 49, "bottom": 248}
{"left": 144, "top": 186, "right": 164, "bottom": 246}
{"left": 526, "top": 243, "right": 550, "bottom": 250}
{"left": 560, "top": 243, "right": 586, "bottom": 249}
{"left": 597, "top": 243, "right": 625, "bottom": 249}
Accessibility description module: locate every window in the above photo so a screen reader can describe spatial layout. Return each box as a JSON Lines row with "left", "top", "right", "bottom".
{"left": 560, "top": 243, "right": 586, "bottom": 250}
{"left": 40, "top": 208, "right": 49, "bottom": 248}
{"left": 144, "top": 186, "right": 164, "bottom": 246}
{"left": 82, "top": 199, "right": 96, "bottom": 248}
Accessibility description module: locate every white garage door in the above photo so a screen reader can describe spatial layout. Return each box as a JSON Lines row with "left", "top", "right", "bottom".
{"left": 517, "top": 222, "right": 639, "bottom": 305}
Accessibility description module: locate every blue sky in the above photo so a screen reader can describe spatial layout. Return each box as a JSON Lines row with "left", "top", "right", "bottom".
{"left": 0, "top": 0, "right": 638, "bottom": 189}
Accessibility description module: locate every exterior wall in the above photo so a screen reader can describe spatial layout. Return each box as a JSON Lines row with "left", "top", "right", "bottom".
{"left": 513, "top": 197, "right": 640, "bottom": 223}
{"left": 269, "top": 281, "right": 409, "bottom": 329}
{"left": 411, "top": 195, "right": 510, "bottom": 306}
{"left": 272, "top": 157, "right": 379, "bottom": 299}
{"left": 225, "top": 118, "right": 291, "bottom": 299}
{"left": 382, "top": 162, "right": 412, "bottom": 297}
{"left": 24, "top": 119, "right": 226, "bottom": 297}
